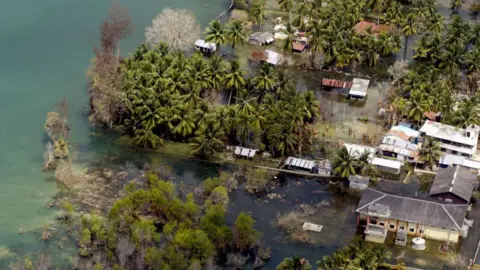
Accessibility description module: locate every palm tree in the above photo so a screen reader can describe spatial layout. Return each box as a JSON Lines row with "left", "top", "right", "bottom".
{"left": 224, "top": 60, "right": 246, "bottom": 105}
{"left": 208, "top": 55, "right": 227, "bottom": 92}
{"left": 402, "top": 14, "right": 418, "bottom": 60}
{"left": 332, "top": 146, "right": 357, "bottom": 179}
{"left": 190, "top": 118, "right": 224, "bottom": 158}
{"left": 253, "top": 64, "right": 277, "bottom": 102}
{"left": 451, "top": 0, "right": 465, "bottom": 11}
{"left": 419, "top": 139, "right": 441, "bottom": 170}
{"left": 407, "top": 90, "right": 430, "bottom": 126}
{"left": 426, "top": 12, "right": 444, "bottom": 35}
{"left": 226, "top": 20, "right": 247, "bottom": 49}
{"left": 278, "top": 0, "right": 294, "bottom": 23}
{"left": 452, "top": 101, "right": 480, "bottom": 128}
{"left": 133, "top": 121, "right": 162, "bottom": 148}
{"left": 171, "top": 104, "right": 196, "bottom": 139}
{"left": 205, "top": 20, "right": 227, "bottom": 54}
{"left": 293, "top": 2, "right": 309, "bottom": 31}
{"left": 249, "top": 1, "right": 266, "bottom": 31}
{"left": 282, "top": 23, "right": 295, "bottom": 52}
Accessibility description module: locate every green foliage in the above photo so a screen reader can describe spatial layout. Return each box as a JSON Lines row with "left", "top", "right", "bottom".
{"left": 317, "top": 237, "right": 391, "bottom": 270}
{"left": 208, "top": 186, "right": 229, "bottom": 207}
{"left": 277, "top": 256, "right": 312, "bottom": 270}
{"left": 332, "top": 146, "right": 357, "bottom": 179}
{"left": 234, "top": 212, "right": 261, "bottom": 251}
{"left": 202, "top": 177, "right": 225, "bottom": 196}
{"left": 245, "top": 168, "right": 272, "bottom": 194}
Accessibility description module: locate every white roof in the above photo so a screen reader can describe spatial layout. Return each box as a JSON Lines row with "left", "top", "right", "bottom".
{"left": 285, "top": 157, "right": 316, "bottom": 170}
{"left": 343, "top": 143, "right": 376, "bottom": 161}
{"left": 194, "top": 39, "right": 216, "bottom": 50}
{"left": 349, "top": 78, "right": 370, "bottom": 97}
{"left": 371, "top": 157, "right": 402, "bottom": 170}
{"left": 440, "top": 154, "right": 480, "bottom": 170}
{"left": 420, "top": 120, "right": 479, "bottom": 150}
{"left": 234, "top": 146, "right": 257, "bottom": 157}
{"left": 382, "top": 136, "right": 418, "bottom": 150}
{"left": 274, "top": 32, "right": 288, "bottom": 40}
{"left": 265, "top": 50, "right": 281, "bottom": 65}
{"left": 274, "top": 24, "right": 287, "bottom": 32}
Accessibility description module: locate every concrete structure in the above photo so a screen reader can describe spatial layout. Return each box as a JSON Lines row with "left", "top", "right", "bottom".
{"left": 302, "top": 222, "right": 323, "bottom": 232}
{"left": 419, "top": 120, "right": 479, "bottom": 158}
{"left": 348, "top": 78, "right": 370, "bottom": 99}
{"left": 357, "top": 188, "right": 470, "bottom": 244}
{"left": 317, "top": 159, "right": 332, "bottom": 176}
{"left": 412, "top": 237, "right": 426, "bottom": 250}
{"left": 349, "top": 175, "right": 370, "bottom": 190}
{"left": 371, "top": 157, "right": 402, "bottom": 174}
{"left": 439, "top": 154, "right": 480, "bottom": 175}
{"left": 194, "top": 39, "right": 216, "bottom": 53}
{"left": 249, "top": 32, "right": 274, "bottom": 46}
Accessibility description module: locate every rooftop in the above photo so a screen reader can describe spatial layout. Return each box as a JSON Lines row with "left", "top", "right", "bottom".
{"left": 249, "top": 31, "right": 274, "bottom": 43}
{"left": 292, "top": 41, "right": 308, "bottom": 52}
{"left": 353, "top": 21, "right": 392, "bottom": 36}
{"left": 371, "top": 157, "right": 402, "bottom": 170}
{"left": 234, "top": 146, "right": 257, "bottom": 158}
{"left": 430, "top": 166, "right": 475, "bottom": 202}
{"left": 348, "top": 175, "right": 370, "bottom": 184}
{"left": 263, "top": 50, "right": 281, "bottom": 65}
{"left": 284, "top": 157, "right": 316, "bottom": 170}
{"left": 348, "top": 78, "right": 370, "bottom": 97}
{"left": 194, "top": 39, "right": 216, "bottom": 50}
{"left": 419, "top": 120, "right": 479, "bottom": 149}
{"left": 357, "top": 188, "right": 468, "bottom": 230}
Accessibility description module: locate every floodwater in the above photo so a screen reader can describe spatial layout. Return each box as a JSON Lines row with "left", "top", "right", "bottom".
{"left": 0, "top": 0, "right": 227, "bottom": 266}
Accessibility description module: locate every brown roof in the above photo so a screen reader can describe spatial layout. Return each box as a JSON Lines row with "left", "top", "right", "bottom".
{"left": 424, "top": 111, "right": 437, "bottom": 121}
{"left": 353, "top": 21, "right": 391, "bottom": 36}
{"left": 292, "top": 42, "right": 308, "bottom": 52}
{"left": 386, "top": 130, "right": 410, "bottom": 141}
{"left": 322, "top": 78, "right": 353, "bottom": 88}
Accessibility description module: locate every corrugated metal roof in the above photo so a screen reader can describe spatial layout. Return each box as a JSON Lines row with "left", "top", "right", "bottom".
{"left": 357, "top": 188, "right": 468, "bottom": 230}
{"left": 430, "top": 166, "right": 475, "bottom": 202}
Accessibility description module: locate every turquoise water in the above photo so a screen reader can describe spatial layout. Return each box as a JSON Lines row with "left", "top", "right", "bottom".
{"left": 0, "top": 0, "right": 226, "bottom": 259}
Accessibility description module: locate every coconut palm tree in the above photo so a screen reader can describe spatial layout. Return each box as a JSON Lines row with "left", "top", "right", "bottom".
{"left": 293, "top": 2, "right": 309, "bottom": 31}
{"left": 226, "top": 20, "right": 247, "bottom": 49}
{"left": 407, "top": 90, "right": 431, "bottom": 126}
{"left": 426, "top": 12, "right": 445, "bottom": 35}
{"left": 249, "top": 1, "right": 266, "bottom": 30}
{"left": 282, "top": 23, "right": 295, "bottom": 52}
{"left": 278, "top": 0, "right": 294, "bottom": 23}
{"left": 402, "top": 13, "right": 418, "bottom": 60}
{"left": 332, "top": 146, "right": 357, "bottom": 179}
{"left": 253, "top": 64, "right": 278, "bottom": 102}
{"left": 133, "top": 121, "right": 163, "bottom": 148}
{"left": 190, "top": 117, "right": 224, "bottom": 158}
{"left": 205, "top": 20, "right": 227, "bottom": 54}
{"left": 224, "top": 60, "right": 246, "bottom": 104}
{"left": 207, "top": 55, "right": 227, "bottom": 92}
{"left": 419, "top": 138, "right": 441, "bottom": 170}
{"left": 451, "top": 0, "right": 465, "bottom": 11}
{"left": 452, "top": 101, "right": 480, "bottom": 128}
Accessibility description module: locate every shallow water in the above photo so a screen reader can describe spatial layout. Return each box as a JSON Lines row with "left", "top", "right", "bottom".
{"left": 0, "top": 0, "right": 227, "bottom": 264}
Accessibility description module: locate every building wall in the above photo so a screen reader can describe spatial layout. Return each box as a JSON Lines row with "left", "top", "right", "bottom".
{"left": 359, "top": 215, "right": 461, "bottom": 243}
{"left": 424, "top": 226, "right": 460, "bottom": 243}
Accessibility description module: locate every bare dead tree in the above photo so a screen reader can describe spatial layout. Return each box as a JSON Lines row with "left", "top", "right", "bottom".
{"left": 43, "top": 142, "right": 55, "bottom": 170}
{"left": 145, "top": 8, "right": 200, "bottom": 51}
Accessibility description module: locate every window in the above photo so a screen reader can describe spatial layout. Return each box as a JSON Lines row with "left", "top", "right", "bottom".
{"left": 409, "top": 228, "right": 415, "bottom": 233}
{"left": 390, "top": 224, "right": 395, "bottom": 229}
{"left": 419, "top": 230, "right": 424, "bottom": 234}
{"left": 379, "top": 222, "right": 385, "bottom": 226}
{"left": 452, "top": 150, "right": 458, "bottom": 154}
{"left": 400, "top": 226, "right": 405, "bottom": 230}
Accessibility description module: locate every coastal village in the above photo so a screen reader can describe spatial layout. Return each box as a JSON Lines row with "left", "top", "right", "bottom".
{"left": 191, "top": 1, "right": 480, "bottom": 269}
{"left": 9, "top": 0, "right": 480, "bottom": 268}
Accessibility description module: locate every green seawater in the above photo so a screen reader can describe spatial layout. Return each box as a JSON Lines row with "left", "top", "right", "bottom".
{"left": 0, "top": 0, "right": 226, "bottom": 262}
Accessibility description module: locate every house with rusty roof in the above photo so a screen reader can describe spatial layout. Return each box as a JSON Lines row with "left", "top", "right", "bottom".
{"left": 378, "top": 125, "right": 420, "bottom": 163}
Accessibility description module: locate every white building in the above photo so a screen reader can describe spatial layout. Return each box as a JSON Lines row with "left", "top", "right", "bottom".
{"left": 348, "top": 78, "right": 370, "bottom": 100}
{"left": 343, "top": 143, "right": 377, "bottom": 161}
{"left": 419, "top": 120, "right": 479, "bottom": 158}
{"left": 194, "top": 39, "right": 216, "bottom": 53}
